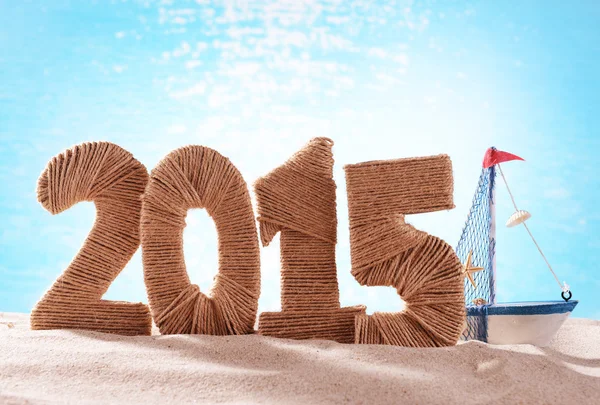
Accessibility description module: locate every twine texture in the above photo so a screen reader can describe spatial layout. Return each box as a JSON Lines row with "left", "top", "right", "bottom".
{"left": 344, "top": 155, "right": 465, "bottom": 347}
{"left": 30, "top": 142, "right": 152, "bottom": 336}
{"left": 141, "top": 146, "right": 261, "bottom": 335}
{"left": 255, "top": 138, "right": 365, "bottom": 343}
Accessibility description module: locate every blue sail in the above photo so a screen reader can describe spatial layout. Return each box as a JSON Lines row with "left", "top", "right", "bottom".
{"left": 455, "top": 164, "right": 496, "bottom": 341}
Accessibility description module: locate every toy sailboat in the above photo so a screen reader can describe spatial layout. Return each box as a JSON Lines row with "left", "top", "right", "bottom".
{"left": 457, "top": 147, "right": 578, "bottom": 346}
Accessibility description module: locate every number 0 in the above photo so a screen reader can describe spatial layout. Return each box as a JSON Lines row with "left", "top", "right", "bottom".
{"left": 141, "top": 146, "right": 261, "bottom": 335}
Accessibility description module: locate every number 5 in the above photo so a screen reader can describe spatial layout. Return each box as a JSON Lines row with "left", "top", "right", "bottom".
{"left": 345, "top": 155, "right": 465, "bottom": 347}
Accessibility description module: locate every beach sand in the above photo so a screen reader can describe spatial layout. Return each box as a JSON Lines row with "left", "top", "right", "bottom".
{"left": 0, "top": 312, "right": 598, "bottom": 404}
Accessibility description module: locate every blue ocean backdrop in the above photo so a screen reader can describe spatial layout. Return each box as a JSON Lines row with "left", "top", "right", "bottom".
{"left": 1, "top": 1, "right": 598, "bottom": 319}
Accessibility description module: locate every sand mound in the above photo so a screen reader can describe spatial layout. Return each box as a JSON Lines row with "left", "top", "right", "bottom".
{"left": 1, "top": 312, "right": 598, "bottom": 404}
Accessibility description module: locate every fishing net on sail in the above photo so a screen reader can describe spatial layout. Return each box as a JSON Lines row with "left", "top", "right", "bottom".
{"left": 455, "top": 165, "right": 497, "bottom": 342}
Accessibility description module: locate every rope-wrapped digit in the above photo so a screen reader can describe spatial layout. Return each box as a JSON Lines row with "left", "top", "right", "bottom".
{"left": 255, "top": 137, "right": 365, "bottom": 343}
{"left": 344, "top": 155, "right": 465, "bottom": 347}
{"left": 141, "top": 146, "right": 260, "bottom": 335}
{"left": 31, "top": 142, "right": 152, "bottom": 335}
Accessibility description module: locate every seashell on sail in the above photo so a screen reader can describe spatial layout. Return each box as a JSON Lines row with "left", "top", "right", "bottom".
{"left": 506, "top": 209, "right": 531, "bottom": 228}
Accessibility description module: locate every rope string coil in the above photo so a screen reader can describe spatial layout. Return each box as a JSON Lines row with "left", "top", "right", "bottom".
{"left": 345, "top": 154, "right": 465, "bottom": 347}
{"left": 141, "top": 145, "right": 261, "bottom": 335}
{"left": 31, "top": 142, "right": 152, "bottom": 336}
{"left": 256, "top": 138, "right": 365, "bottom": 343}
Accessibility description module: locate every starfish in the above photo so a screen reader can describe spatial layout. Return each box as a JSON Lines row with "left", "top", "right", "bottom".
{"left": 463, "top": 250, "right": 484, "bottom": 289}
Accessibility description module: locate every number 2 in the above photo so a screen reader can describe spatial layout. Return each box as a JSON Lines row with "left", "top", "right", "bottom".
{"left": 30, "top": 142, "right": 152, "bottom": 336}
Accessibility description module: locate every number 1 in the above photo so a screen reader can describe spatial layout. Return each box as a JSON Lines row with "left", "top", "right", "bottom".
{"left": 255, "top": 138, "right": 365, "bottom": 343}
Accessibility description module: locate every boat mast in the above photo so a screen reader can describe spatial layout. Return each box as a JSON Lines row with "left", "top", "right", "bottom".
{"left": 489, "top": 164, "right": 497, "bottom": 305}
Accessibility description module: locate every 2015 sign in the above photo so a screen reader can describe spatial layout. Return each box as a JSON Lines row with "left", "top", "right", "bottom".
{"left": 30, "top": 138, "right": 465, "bottom": 347}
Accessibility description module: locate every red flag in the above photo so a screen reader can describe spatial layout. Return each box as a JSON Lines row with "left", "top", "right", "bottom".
{"left": 482, "top": 147, "right": 524, "bottom": 169}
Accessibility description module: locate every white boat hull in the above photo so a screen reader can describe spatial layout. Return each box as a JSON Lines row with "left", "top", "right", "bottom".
{"left": 466, "top": 301, "right": 578, "bottom": 346}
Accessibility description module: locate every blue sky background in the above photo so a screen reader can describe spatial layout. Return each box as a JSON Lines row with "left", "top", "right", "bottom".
{"left": 1, "top": 0, "right": 598, "bottom": 320}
